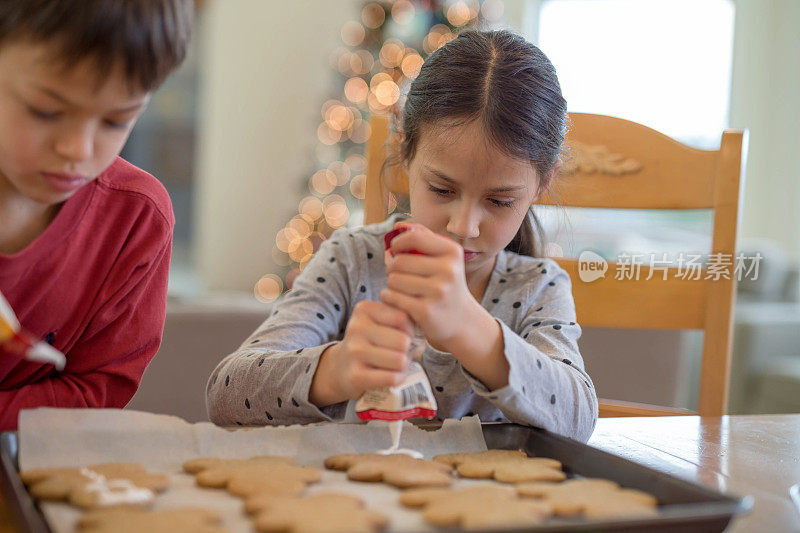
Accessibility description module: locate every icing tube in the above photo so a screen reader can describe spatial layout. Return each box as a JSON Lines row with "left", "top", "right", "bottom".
{"left": 0, "top": 291, "right": 66, "bottom": 371}
{"left": 355, "top": 225, "right": 437, "bottom": 422}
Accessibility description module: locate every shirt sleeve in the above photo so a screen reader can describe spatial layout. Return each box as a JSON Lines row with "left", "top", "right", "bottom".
{"left": 461, "top": 265, "right": 599, "bottom": 442}
{"left": 0, "top": 229, "right": 172, "bottom": 431}
{"left": 206, "top": 229, "right": 360, "bottom": 426}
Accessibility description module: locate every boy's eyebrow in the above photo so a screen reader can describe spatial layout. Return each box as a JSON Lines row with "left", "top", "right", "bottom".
{"left": 423, "top": 165, "right": 526, "bottom": 193}
{"left": 37, "top": 86, "right": 146, "bottom": 113}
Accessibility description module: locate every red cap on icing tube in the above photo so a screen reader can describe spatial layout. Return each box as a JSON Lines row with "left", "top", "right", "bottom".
{"left": 384, "top": 225, "right": 424, "bottom": 256}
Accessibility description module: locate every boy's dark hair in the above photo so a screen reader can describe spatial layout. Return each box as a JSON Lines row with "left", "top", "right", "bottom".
{"left": 0, "top": 0, "right": 193, "bottom": 91}
{"left": 397, "top": 29, "right": 568, "bottom": 258}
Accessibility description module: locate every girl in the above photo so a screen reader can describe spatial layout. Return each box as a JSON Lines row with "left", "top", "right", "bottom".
{"left": 207, "top": 29, "right": 598, "bottom": 441}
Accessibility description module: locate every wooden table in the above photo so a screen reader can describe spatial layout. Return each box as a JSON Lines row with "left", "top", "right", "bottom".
{"left": 1, "top": 415, "right": 798, "bottom": 531}
{"left": 588, "top": 414, "right": 800, "bottom": 532}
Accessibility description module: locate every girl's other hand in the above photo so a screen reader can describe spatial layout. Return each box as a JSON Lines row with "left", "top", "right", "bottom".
{"left": 380, "top": 223, "right": 480, "bottom": 352}
{"left": 310, "top": 300, "right": 414, "bottom": 406}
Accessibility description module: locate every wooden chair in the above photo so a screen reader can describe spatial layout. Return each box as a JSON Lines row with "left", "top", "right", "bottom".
{"left": 364, "top": 113, "right": 747, "bottom": 417}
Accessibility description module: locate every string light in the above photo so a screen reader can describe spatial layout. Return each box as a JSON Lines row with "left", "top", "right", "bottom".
{"left": 391, "top": 0, "right": 415, "bottom": 24}
{"left": 362, "top": 2, "right": 386, "bottom": 28}
{"left": 254, "top": 274, "right": 283, "bottom": 303}
{"left": 267, "top": 0, "right": 504, "bottom": 293}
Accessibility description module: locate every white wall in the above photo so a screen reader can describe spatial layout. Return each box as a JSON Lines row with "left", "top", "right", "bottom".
{"left": 194, "top": 0, "right": 361, "bottom": 291}
{"left": 729, "top": 0, "right": 800, "bottom": 260}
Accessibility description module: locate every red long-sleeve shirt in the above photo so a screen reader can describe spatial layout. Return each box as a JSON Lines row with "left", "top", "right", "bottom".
{"left": 0, "top": 157, "right": 174, "bottom": 430}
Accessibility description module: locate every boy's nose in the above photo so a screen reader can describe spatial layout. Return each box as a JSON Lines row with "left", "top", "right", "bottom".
{"left": 446, "top": 204, "right": 480, "bottom": 240}
{"left": 55, "top": 126, "right": 94, "bottom": 162}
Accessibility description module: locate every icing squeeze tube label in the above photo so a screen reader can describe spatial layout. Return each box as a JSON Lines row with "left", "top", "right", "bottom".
{"left": 0, "top": 291, "right": 66, "bottom": 371}
{"left": 355, "top": 224, "right": 437, "bottom": 421}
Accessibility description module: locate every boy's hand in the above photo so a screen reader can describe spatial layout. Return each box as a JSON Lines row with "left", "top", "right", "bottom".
{"left": 310, "top": 301, "right": 414, "bottom": 406}
{"left": 380, "top": 224, "right": 482, "bottom": 353}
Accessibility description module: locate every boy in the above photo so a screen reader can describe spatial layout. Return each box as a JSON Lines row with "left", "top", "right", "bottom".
{"left": 0, "top": 0, "right": 194, "bottom": 430}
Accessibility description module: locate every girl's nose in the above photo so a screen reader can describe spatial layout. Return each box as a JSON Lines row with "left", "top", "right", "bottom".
{"left": 54, "top": 124, "right": 94, "bottom": 162}
{"left": 446, "top": 204, "right": 480, "bottom": 240}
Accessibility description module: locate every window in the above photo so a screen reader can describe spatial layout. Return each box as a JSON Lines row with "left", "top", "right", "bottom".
{"left": 534, "top": 0, "right": 735, "bottom": 149}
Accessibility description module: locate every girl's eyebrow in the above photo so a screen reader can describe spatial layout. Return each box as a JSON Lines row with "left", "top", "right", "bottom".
{"left": 423, "top": 165, "right": 526, "bottom": 193}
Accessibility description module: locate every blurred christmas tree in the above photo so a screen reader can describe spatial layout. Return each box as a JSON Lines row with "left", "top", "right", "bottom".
{"left": 255, "top": 0, "right": 504, "bottom": 301}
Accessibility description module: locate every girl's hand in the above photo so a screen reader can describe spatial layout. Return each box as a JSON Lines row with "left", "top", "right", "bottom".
{"left": 380, "top": 223, "right": 481, "bottom": 353}
{"left": 310, "top": 300, "right": 414, "bottom": 406}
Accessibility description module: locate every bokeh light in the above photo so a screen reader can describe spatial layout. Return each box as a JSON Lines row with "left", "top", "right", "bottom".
{"left": 299, "top": 196, "right": 324, "bottom": 221}
{"left": 316, "top": 122, "right": 342, "bottom": 145}
{"left": 380, "top": 39, "right": 405, "bottom": 68}
{"left": 361, "top": 2, "right": 386, "bottom": 29}
{"left": 274, "top": 0, "right": 503, "bottom": 286}
{"left": 341, "top": 20, "right": 365, "bottom": 46}
{"left": 391, "top": 0, "right": 416, "bottom": 25}
{"left": 254, "top": 274, "right": 283, "bottom": 303}
{"left": 328, "top": 160, "right": 352, "bottom": 186}
{"left": 481, "top": 0, "right": 504, "bottom": 21}
{"left": 348, "top": 118, "right": 372, "bottom": 143}
{"left": 350, "top": 173, "right": 366, "bottom": 199}
{"left": 310, "top": 169, "right": 337, "bottom": 195}
{"left": 401, "top": 51, "right": 424, "bottom": 78}
{"left": 345, "top": 153, "right": 366, "bottom": 173}
{"left": 344, "top": 77, "right": 369, "bottom": 104}
{"left": 352, "top": 50, "right": 375, "bottom": 75}
{"left": 446, "top": 1, "right": 476, "bottom": 26}
{"left": 374, "top": 79, "right": 400, "bottom": 106}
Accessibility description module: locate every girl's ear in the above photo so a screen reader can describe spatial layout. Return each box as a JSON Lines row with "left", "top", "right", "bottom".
{"left": 531, "top": 159, "right": 563, "bottom": 204}
{"left": 551, "top": 158, "right": 564, "bottom": 177}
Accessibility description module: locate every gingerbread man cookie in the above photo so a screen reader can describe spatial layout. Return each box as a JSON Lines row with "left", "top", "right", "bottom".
{"left": 401, "top": 485, "right": 553, "bottom": 530}
{"left": 183, "top": 456, "right": 321, "bottom": 498}
{"left": 245, "top": 493, "right": 389, "bottom": 533}
{"left": 516, "top": 478, "right": 659, "bottom": 519}
{"left": 19, "top": 463, "right": 169, "bottom": 509}
{"left": 434, "top": 449, "right": 566, "bottom": 483}
{"left": 324, "top": 453, "right": 452, "bottom": 488}
{"left": 78, "top": 507, "right": 227, "bottom": 533}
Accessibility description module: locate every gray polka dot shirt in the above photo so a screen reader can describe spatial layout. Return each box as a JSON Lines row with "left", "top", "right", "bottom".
{"left": 206, "top": 216, "right": 598, "bottom": 441}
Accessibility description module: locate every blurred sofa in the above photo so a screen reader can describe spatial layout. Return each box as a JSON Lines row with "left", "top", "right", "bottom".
{"left": 126, "top": 294, "right": 272, "bottom": 422}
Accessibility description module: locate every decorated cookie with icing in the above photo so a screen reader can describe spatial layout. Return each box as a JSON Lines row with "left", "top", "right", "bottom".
{"left": 19, "top": 463, "right": 168, "bottom": 509}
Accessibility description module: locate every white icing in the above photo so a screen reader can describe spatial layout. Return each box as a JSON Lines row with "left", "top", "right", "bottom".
{"left": 377, "top": 420, "right": 424, "bottom": 459}
{"left": 80, "top": 468, "right": 155, "bottom": 506}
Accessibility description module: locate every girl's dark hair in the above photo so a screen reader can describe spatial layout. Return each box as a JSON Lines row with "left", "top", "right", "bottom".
{"left": 397, "top": 29, "right": 567, "bottom": 257}
{"left": 0, "top": 0, "right": 193, "bottom": 92}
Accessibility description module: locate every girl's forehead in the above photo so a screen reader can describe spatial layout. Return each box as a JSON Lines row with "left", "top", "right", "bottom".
{"left": 415, "top": 120, "right": 539, "bottom": 186}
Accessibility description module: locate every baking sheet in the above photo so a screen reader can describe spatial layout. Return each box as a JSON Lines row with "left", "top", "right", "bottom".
{"left": 15, "top": 408, "right": 489, "bottom": 533}
{"left": 2, "top": 408, "right": 751, "bottom": 533}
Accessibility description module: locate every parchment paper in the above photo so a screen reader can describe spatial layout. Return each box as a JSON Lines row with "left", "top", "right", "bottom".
{"left": 18, "top": 408, "right": 490, "bottom": 532}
